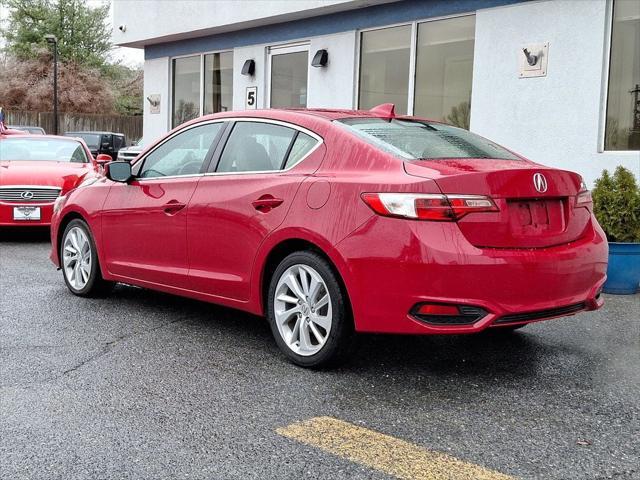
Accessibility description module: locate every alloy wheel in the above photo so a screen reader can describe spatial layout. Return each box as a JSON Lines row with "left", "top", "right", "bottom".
{"left": 62, "top": 226, "right": 92, "bottom": 291}
{"left": 273, "top": 264, "right": 333, "bottom": 356}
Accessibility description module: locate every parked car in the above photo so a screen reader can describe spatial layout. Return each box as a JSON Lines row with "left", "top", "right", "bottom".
{"left": 50, "top": 105, "right": 608, "bottom": 367}
{"left": 63, "top": 131, "right": 126, "bottom": 161}
{"left": 0, "top": 130, "right": 110, "bottom": 227}
{"left": 116, "top": 139, "right": 144, "bottom": 162}
{"left": 10, "top": 125, "right": 46, "bottom": 135}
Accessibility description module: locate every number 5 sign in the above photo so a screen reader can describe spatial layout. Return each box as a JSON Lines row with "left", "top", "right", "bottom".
{"left": 245, "top": 87, "right": 257, "bottom": 110}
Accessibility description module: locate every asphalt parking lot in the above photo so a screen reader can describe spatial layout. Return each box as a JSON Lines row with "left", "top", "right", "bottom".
{"left": 1, "top": 229, "right": 638, "bottom": 480}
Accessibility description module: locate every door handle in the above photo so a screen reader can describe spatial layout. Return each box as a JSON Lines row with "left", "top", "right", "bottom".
{"left": 163, "top": 200, "right": 186, "bottom": 215}
{"left": 252, "top": 195, "right": 284, "bottom": 213}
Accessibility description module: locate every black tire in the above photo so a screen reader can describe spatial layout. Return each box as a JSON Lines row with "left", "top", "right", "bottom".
{"left": 60, "top": 219, "right": 114, "bottom": 297}
{"left": 267, "top": 251, "right": 354, "bottom": 368}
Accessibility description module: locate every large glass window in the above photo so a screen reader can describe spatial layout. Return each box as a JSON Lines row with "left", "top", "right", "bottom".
{"left": 605, "top": 0, "right": 640, "bottom": 151}
{"left": 270, "top": 51, "right": 309, "bottom": 108}
{"left": 204, "top": 52, "right": 233, "bottom": 115}
{"left": 139, "top": 123, "right": 222, "bottom": 178}
{"left": 358, "top": 25, "right": 412, "bottom": 115}
{"left": 172, "top": 56, "right": 201, "bottom": 128}
{"left": 358, "top": 16, "right": 476, "bottom": 128}
{"left": 414, "top": 16, "right": 475, "bottom": 129}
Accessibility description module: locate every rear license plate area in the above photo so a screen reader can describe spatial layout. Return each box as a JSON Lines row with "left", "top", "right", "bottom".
{"left": 507, "top": 199, "right": 565, "bottom": 233}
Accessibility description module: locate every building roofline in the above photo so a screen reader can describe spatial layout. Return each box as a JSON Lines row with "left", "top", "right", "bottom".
{"left": 140, "top": 0, "right": 525, "bottom": 60}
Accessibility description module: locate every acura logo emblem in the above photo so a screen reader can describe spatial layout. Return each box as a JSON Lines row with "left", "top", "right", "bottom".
{"left": 20, "top": 191, "right": 34, "bottom": 200}
{"left": 533, "top": 173, "right": 548, "bottom": 193}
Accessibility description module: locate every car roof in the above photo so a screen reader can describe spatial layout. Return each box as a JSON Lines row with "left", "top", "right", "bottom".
{"left": 0, "top": 133, "right": 87, "bottom": 144}
{"left": 64, "top": 131, "right": 125, "bottom": 135}
{"left": 194, "top": 105, "right": 438, "bottom": 126}
{"left": 4, "top": 133, "right": 80, "bottom": 140}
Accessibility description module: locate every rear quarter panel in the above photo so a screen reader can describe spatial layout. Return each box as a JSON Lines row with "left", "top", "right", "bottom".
{"left": 249, "top": 123, "right": 441, "bottom": 316}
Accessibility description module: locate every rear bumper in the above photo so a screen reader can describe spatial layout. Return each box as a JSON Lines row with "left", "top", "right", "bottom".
{"left": 337, "top": 216, "right": 608, "bottom": 334}
{"left": 0, "top": 202, "right": 54, "bottom": 226}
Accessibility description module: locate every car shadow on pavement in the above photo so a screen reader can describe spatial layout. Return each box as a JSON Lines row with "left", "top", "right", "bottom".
{"left": 0, "top": 227, "right": 50, "bottom": 243}
{"left": 107, "top": 282, "right": 580, "bottom": 385}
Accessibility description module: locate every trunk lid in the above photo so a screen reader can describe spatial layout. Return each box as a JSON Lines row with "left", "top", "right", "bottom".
{"left": 404, "top": 159, "right": 590, "bottom": 248}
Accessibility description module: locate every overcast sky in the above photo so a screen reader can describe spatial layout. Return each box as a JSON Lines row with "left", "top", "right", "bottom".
{"left": 93, "top": 0, "right": 145, "bottom": 67}
{"left": 0, "top": 1, "right": 145, "bottom": 67}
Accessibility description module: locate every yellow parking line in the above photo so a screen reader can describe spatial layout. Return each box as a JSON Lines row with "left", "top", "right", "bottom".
{"left": 277, "top": 416, "right": 514, "bottom": 480}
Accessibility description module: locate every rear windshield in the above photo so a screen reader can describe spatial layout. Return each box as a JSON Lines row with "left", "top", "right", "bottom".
{"left": 336, "top": 118, "right": 520, "bottom": 161}
{"left": 0, "top": 138, "right": 89, "bottom": 163}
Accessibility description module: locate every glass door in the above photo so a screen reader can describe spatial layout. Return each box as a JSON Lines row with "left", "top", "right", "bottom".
{"left": 268, "top": 43, "right": 309, "bottom": 108}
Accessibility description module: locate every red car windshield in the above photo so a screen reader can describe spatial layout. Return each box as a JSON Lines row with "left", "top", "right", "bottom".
{"left": 336, "top": 118, "right": 520, "bottom": 161}
{"left": 0, "top": 137, "right": 89, "bottom": 163}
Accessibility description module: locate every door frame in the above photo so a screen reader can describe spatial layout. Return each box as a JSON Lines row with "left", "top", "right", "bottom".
{"left": 266, "top": 42, "right": 311, "bottom": 108}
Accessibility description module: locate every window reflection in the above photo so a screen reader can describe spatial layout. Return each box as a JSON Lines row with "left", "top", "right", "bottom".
{"left": 358, "top": 25, "right": 411, "bottom": 115}
{"left": 204, "top": 52, "right": 234, "bottom": 115}
{"left": 271, "top": 51, "right": 309, "bottom": 108}
{"left": 172, "top": 56, "right": 201, "bottom": 128}
{"left": 414, "top": 16, "right": 475, "bottom": 129}
{"left": 605, "top": 0, "right": 640, "bottom": 150}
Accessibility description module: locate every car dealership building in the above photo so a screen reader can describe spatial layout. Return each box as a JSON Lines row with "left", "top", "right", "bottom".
{"left": 113, "top": 0, "right": 640, "bottom": 185}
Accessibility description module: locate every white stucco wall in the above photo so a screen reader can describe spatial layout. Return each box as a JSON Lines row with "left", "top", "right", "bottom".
{"left": 307, "top": 31, "right": 358, "bottom": 109}
{"left": 471, "top": 0, "right": 640, "bottom": 186}
{"left": 232, "top": 45, "right": 268, "bottom": 110}
{"left": 142, "top": 57, "right": 170, "bottom": 144}
{"left": 113, "top": 0, "right": 391, "bottom": 47}
{"left": 226, "top": 31, "right": 359, "bottom": 112}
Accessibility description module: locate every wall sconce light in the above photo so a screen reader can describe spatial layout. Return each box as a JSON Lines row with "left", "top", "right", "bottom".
{"left": 522, "top": 48, "right": 538, "bottom": 66}
{"left": 241, "top": 59, "right": 255, "bottom": 76}
{"left": 311, "top": 49, "right": 328, "bottom": 68}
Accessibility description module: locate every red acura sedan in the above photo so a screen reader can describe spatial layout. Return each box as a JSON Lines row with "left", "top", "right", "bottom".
{"left": 49, "top": 106, "right": 608, "bottom": 367}
{"left": 0, "top": 131, "right": 109, "bottom": 227}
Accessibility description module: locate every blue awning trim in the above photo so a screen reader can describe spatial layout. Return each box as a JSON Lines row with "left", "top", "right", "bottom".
{"left": 144, "top": 0, "right": 525, "bottom": 60}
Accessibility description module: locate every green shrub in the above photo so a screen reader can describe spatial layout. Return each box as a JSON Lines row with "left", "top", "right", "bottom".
{"left": 592, "top": 166, "right": 640, "bottom": 243}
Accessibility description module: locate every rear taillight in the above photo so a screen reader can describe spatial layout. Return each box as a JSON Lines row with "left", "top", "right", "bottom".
{"left": 361, "top": 193, "right": 498, "bottom": 221}
{"left": 575, "top": 180, "right": 592, "bottom": 208}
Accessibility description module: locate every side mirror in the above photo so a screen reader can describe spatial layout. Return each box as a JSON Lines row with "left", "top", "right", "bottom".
{"left": 95, "top": 154, "right": 112, "bottom": 165}
{"left": 105, "top": 161, "right": 133, "bottom": 183}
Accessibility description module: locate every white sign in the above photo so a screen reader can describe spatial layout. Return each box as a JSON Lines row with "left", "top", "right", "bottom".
{"left": 245, "top": 87, "right": 257, "bottom": 110}
{"left": 147, "top": 94, "right": 161, "bottom": 114}
{"left": 519, "top": 43, "right": 549, "bottom": 78}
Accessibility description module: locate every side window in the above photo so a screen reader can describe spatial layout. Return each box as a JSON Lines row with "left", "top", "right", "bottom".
{"left": 216, "top": 122, "right": 297, "bottom": 173}
{"left": 114, "top": 136, "right": 125, "bottom": 150}
{"left": 284, "top": 132, "right": 318, "bottom": 169}
{"left": 139, "top": 123, "right": 222, "bottom": 178}
{"left": 102, "top": 134, "right": 112, "bottom": 148}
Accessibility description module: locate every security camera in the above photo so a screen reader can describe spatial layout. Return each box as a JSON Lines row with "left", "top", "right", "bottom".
{"left": 118, "top": 24, "right": 126, "bottom": 33}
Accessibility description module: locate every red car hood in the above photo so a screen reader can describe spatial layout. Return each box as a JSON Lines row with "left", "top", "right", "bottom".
{"left": 0, "top": 161, "right": 95, "bottom": 193}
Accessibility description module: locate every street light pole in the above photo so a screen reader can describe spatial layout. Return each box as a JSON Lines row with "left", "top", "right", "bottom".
{"left": 44, "top": 35, "right": 58, "bottom": 135}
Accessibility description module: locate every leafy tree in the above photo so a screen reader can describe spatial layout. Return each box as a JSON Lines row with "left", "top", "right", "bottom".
{"left": 102, "top": 62, "right": 144, "bottom": 115}
{"left": 592, "top": 166, "right": 640, "bottom": 243}
{"left": 1, "top": 0, "right": 111, "bottom": 68}
{"left": 0, "top": 54, "right": 115, "bottom": 113}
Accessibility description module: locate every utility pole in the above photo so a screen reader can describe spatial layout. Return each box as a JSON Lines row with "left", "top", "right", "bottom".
{"left": 44, "top": 35, "right": 59, "bottom": 135}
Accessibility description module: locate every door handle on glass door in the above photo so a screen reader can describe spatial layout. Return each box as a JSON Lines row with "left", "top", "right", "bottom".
{"left": 252, "top": 195, "right": 284, "bottom": 213}
{"left": 163, "top": 201, "right": 186, "bottom": 215}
